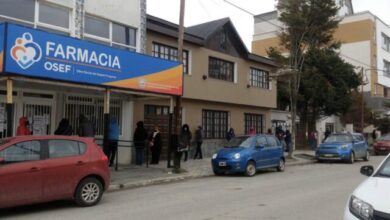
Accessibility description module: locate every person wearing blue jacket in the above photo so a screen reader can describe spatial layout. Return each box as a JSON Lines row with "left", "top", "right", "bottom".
{"left": 108, "top": 116, "right": 119, "bottom": 167}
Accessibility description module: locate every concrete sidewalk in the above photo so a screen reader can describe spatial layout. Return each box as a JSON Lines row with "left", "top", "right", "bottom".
{"left": 108, "top": 150, "right": 316, "bottom": 192}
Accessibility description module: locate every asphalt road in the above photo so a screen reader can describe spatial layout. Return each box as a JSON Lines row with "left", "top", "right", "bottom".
{"left": 1, "top": 156, "right": 386, "bottom": 220}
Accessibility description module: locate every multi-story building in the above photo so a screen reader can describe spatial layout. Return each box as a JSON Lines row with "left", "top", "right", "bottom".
{"left": 0, "top": 0, "right": 186, "bottom": 164}
{"left": 137, "top": 15, "right": 277, "bottom": 156}
{"left": 252, "top": 0, "right": 390, "bottom": 137}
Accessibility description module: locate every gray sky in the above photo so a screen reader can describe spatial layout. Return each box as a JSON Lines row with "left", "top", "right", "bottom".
{"left": 147, "top": 0, "right": 390, "bottom": 50}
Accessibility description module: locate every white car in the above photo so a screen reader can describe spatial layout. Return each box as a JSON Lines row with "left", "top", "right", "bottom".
{"left": 344, "top": 154, "right": 390, "bottom": 220}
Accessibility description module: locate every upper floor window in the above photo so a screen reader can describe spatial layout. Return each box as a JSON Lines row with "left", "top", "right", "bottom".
{"left": 208, "top": 57, "right": 234, "bottom": 82}
{"left": 85, "top": 15, "right": 110, "bottom": 39}
{"left": 250, "top": 68, "right": 270, "bottom": 89}
{"left": 0, "top": 0, "right": 35, "bottom": 24}
{"left": 38, "top": 2, "right": 70, "bottom": 30}
{"left": 382, "top": 33, "right": 390, "bottom": 52}
{"left": 112, "top": 23, "right": 137, "bottom": 49}
{"left": 220, "top": 30, "right": 227, "bottom": 50}
{"left": 152, "top": 43, "right": 189, "bottom": 74}
{"left": 385, "top": 60, "right": 390, "bottom": 77}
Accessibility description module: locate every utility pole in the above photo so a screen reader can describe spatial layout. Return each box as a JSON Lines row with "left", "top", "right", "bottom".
{"left": 361, "top": 68, "right": 364, "bottom": 133}
{"left": 173, "top": 0, "right": 185, "bottom": 173}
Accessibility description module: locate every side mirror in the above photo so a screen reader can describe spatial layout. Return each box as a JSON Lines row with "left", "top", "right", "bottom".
{"left": 360, "top": 165, "right": 374, "bottom": 176}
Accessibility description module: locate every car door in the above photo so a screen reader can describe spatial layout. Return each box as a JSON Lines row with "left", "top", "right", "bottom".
{"left": 42, "top": 139, "right": 87, "bottom": 200}
{"left": 255, "top": 136, "right": 268, "bottom": 168}
{"left": 352, "top": 135, "right": 364, "bottom": 157}
{"left": 0, "top": 140, "right": 44, "bottom": 208}
{"left": 265, "top": 136, "right": 282, "bottom": 166}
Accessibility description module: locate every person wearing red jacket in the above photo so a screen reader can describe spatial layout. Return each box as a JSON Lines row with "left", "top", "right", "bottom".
{"left": 16, "top": 117, "right": 31, "bottom": 136}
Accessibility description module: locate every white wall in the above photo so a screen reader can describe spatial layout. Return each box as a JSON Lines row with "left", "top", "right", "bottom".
{"left": 376, "top": 18, "right": 390, "bottom": 87}
{"left": 316, "top": 115, "right": 342, "bottom": 142}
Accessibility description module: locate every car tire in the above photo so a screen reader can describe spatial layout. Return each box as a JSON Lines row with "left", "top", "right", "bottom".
{"left": 277, "top": 158, "right": 285, "bottom": 172}
{"left": 363, "top": 151, "right": 370, "bottom": 161}
{"left": 244, "top": 161, "right": 256, "bottom": 177}
{"left": 213, "top": 169, "right": 223, "bottom": 176}
{"left": 75, "top": 177, "right": 103, "bottom": 207}
{"left": 348, "top": 152, "right": 355, "bottom": 164}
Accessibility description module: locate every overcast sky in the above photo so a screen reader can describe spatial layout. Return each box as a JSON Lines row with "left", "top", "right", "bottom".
{"left": 147, "top": 0, "right": 390, "bottom": 50}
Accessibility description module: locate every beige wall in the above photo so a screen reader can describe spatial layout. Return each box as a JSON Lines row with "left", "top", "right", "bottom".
{"left": 133, "top": 99, "right": 272, "bottom": 136}
{"left": 146, "top": 32, "right": 277, "bottom": 109}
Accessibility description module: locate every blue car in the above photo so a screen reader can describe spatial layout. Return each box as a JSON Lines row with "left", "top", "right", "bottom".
{"left": 316, "top": 133, "right": 369, "bottom": 163}
{"left": 211, "top": 135, "right": 285, "bottom": 177}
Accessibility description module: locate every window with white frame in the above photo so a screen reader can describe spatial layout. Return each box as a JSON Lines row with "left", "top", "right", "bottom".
{"left": 0, "top": 0, "right": 35, "bottom": 23}
{"left": 382, "top": 33, "right": 390, "bottom": 52}
{"left": 208, "top": 57, "right": 234, "bottom": 82}
{"left": 152, "top": 42, "right": 189, "bottom": 74}
{"left": 385, "top": 60, "right": 390, "bottom": 77}
{"left": 84, "top": 15, "right": 137, "bottom": 51}
{"left": 38, "top": 2, "right": 71, "bottom": 33}
{"left": 250, "top": 67, "right": 270, "bottom": 89}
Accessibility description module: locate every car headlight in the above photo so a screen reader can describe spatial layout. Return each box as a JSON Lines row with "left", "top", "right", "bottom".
{"left": 233, "top": 153, "right": 240, "bottom": 159}
{"left": 349, "top": 195, "right": 373, "bottom": 220}
{"left": 341, "top": 144, "right": 349, "bottom": 149}
{"left": 212, "top": 153, "right": 217, "bottom": 159}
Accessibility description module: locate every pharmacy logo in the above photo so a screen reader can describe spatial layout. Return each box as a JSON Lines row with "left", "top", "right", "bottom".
{"left": 10, "top": 33, "right": 42, "bottom": 69}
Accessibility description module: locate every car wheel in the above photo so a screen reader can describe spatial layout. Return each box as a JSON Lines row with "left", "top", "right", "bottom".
{"left": 244, "top": 161, "right": 256, "bottom": 177}
{"left": 348, "top": 152, "right": 355, "bottom": 164}
{"left": 75, "top": 177, "right": 103, "bottom": 207}
{"left": 277, "top": 158, "right": 285, "bottom": 172}
{"left": 363, "top": 151, "right": 370, "bottom": 161}
{"left": 213, "top": 169, "right": 223, "bottom": 176}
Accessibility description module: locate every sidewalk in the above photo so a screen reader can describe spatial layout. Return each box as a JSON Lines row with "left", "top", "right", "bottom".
{"left": 108, "top": 150, "right": 316, "bottom": 192}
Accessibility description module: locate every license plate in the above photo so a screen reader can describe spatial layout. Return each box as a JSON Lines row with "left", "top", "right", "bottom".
{"left": 324, "top": 154, "right": 333, "bottom": 157}
{"left": 219, "top": 161, "right": 226, "bottom": 166}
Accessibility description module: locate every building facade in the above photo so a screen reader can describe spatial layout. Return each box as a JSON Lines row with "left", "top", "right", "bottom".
{"left": 136, "top": 16, "right": 277, "bottom": 157}
{"left": 0, "top": 0, "right": 184, "bottom": 165}
{"left": 252, "top": 1, "right": 390, "bottom": 133}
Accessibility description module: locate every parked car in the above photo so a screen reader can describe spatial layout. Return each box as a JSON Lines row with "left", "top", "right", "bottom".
{"left": 0, "top": 136, "right": 110, "bottom": 209}
{"left": 373, "top": 134, "right": 390, "bottom": 155}
{"left": 316, "top": 133, "right": 369, "bottom": 163}
{"left": 344, "top": 154, "right": 390, "bottom": 220}
{"left": 211, "top": 135, "right": 285, "bottom": 177}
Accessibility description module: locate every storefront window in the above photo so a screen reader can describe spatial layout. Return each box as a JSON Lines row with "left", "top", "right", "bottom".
{"left": 39, "top": 3, "right": 70, "bottom": 29}
{"left": 0, "top": 0, "right": 35, "bottom": 23}
{"left": 85, "top": 15, "right": 110, "bottom": 39}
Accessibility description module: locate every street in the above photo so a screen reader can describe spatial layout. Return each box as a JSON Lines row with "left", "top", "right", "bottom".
{"left": 0, "top": 156, "right": 385, "bottom": 220}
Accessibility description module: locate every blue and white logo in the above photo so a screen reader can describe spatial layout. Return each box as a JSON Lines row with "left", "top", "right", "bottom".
{"left": 10, "top": 33, "right": 42, "bottom": 69}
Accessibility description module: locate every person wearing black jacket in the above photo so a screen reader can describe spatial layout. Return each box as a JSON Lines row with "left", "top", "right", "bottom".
{"left": 133, "top": 121, "right": 148, "bottom": 165}
{"left": 179, "top": 124, "right": 192, "bottom": 162}
{"left": 54, "top": 118, "right": 73, "bottom": 136}
{"left": 149, "top": 126, "right": 162, "bottom": 164}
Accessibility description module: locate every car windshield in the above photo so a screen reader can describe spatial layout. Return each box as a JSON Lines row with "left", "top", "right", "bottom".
{"left": 225, "top": 136, "right": 253, "bottom": 148}
{"left": 378, "top": 134, "right": 390, "bottom": 141}
{"left": 324, "top": 134, "right": 352, "bottom": 143}
{"left": 376, "top": 157, "right": 390, "bottom": 178}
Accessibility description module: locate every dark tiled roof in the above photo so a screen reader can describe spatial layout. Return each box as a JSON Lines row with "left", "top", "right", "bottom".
{"left": 186, "top": 17, "right": 230, "bottom": 40}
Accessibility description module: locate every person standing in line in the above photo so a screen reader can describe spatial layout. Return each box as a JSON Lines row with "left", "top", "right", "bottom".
{"left": 133, "top": 121, "right": 148, "bottom": 166}
{"left": 179, "top": 124, "right": 192, "bottom": 162}
{"left": 284, "top": 130, "right": 292, "bottom": 152}
{"left": 54, "top": 118, "right": 73, "bottom": 136}
{"left": 107, "top": 116, "right": 119, "bottom": 167}
{"left": 78, "top": 114, "right": 94, "bottom": 137}
{"left": 16, "top": 117, "right": 31, "bottom": 136}
{"left": 194, "top": 126, "right": 203, "bottom": 159}
{"left": 149, "top": 125, "right": 162, "bottom": 164}
{"left": 248, "top": 127, "right": 256, "bottom": 135}
{"left": 308, "top": 130, "right": 318, "bottom": 150}
{"left": 226, "top": 128, "right": 235, "bottom": 141}
{"left": 267, "top": 128, "right": 273, "bottom": 135}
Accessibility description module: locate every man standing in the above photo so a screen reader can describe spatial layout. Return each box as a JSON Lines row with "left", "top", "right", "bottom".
{"left": 108, "top": 116, "right": 119, "bottom": 167}
{"left": 194, "top": 126, "right": 203, "bottom": 159}
{"left": 133, "top": 121, "right": 148, "bottom": 166}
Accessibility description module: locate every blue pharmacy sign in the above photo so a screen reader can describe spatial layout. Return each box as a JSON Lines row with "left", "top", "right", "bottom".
{"left": 1, "top": 23, "right": 183, "bottom": 95}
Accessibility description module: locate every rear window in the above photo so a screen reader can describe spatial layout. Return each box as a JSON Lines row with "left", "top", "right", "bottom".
{"left": 48, "top": 140, "right": 87, "bottom": 158}
{"left": 324, "top": 134, "right": 352, "bottom": 143}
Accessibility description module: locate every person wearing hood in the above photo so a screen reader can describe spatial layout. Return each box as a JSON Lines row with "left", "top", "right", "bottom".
{"left": 179, "top": 124, "right": 192, "bottom": 162}
{"left": 133, "top": 121, "right": 148, "bottom": 165}
{"left": 106, "top": 116, "right": 119, "bottom": 167}
{"left": 16, "top": 117, "right": 31, "bottom": 136}
{"left": 194, "top": 126, "right": 203, "bottom": 159}
{"left": 226, "top": 128, "right": 235, "bottom": 141}
{"left": 54, "top": 118, "right": 73, "bottom": 136}
{"left": 78, "top": 114, "right": 94, "bottom": 137}
{"left": 149, "top": 125, "right": 162, "bottom": 164}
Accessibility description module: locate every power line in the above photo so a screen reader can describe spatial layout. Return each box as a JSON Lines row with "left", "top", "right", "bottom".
{"left": 222, "top": 0, "right": 284, "bottom": 29}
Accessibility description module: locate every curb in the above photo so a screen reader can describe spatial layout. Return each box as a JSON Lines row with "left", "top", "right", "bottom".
{"left": 107, "top": 159, "right": 316, "bottom": 192}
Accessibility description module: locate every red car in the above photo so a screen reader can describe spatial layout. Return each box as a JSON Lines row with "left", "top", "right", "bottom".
{"left": 0, "top": 136, "right": 110, "bottom": 209}
{"left": 373, "top": 134, "right": 390, "bottom": 155}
